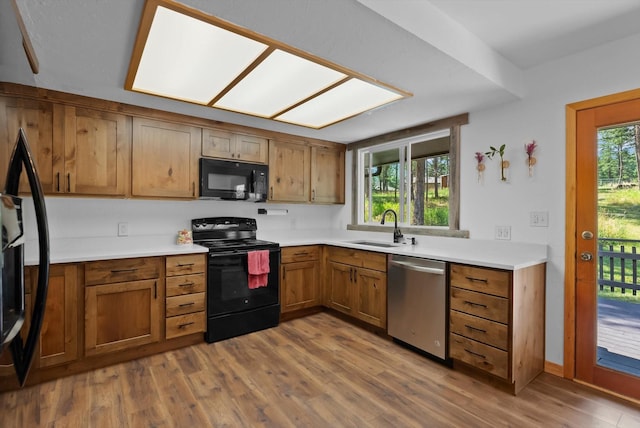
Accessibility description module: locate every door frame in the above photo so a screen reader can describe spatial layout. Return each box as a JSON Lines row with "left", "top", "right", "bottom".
{"left": 564, "top": 87, "right": 640, "bottom": 379}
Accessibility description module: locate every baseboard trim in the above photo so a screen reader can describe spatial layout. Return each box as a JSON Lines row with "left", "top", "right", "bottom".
{"left": 544, "top": 360, "right": 564, "bottom": 377}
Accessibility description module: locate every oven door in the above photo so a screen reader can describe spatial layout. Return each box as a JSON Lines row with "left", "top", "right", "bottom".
{"left": 207, "top": 249, "right": 279, "bottom": 316}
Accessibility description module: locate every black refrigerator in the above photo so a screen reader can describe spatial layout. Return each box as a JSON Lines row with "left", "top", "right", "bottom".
{"left": 0, "top": 128, "right": 50, "bottom": 386}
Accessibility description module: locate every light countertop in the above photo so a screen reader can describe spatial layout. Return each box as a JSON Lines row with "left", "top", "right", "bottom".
{"left": 24, "top": 235, "right": 208, "bottom": 266}
{"left": 25, "top": 230, "right": 547, "bottom": 271}
{"left": 259, "top": 230, "right": 547, "bottom": 270}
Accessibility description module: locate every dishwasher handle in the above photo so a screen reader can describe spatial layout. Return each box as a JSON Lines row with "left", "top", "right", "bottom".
{"left": 389, "top": 260, "right": 445, "bottom": 275}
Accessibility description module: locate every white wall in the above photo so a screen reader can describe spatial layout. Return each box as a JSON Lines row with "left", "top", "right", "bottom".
{"left": 21, "top": 197, "right": 345, "bottom": 241}
{"left": 459, "top": 32, "right": 640, "bottom": 365}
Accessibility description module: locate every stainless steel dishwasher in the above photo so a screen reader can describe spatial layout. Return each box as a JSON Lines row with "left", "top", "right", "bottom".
{"left": 388, "top": 255, "right": 448, "bottom": 361}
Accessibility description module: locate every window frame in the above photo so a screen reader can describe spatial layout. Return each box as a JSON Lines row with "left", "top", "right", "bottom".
{"left": 347, "top": 113, "right": 469, "bottom": 238}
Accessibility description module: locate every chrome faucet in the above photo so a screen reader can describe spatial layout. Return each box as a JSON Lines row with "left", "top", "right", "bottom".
{"left": 381, "top": 209, "right": 404, "bottom": 243}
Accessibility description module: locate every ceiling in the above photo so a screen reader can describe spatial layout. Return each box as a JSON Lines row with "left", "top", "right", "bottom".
{"left": 2, "top": 0, "right": 640, "bottom": 144}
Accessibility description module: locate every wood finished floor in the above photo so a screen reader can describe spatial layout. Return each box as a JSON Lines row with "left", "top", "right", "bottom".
{"left": 2, "top": 312, "right": 640, "bottom": 427}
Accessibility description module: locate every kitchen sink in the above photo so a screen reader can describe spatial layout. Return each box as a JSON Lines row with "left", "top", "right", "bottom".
{"left": 348, "top": 240, "right": 400, "bottom": 248}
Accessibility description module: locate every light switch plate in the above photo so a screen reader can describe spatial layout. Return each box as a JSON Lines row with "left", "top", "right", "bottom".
{"left": 495, "top": 225, "right": 511, "bottom": 240}
{"left": 530, "top": 211, "right": 549, "bottom": 227}
{"left": 118, "top": 222, "right": 129, "bottom": 236}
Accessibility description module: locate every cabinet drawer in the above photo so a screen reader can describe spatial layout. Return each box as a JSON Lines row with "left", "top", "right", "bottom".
{"left": 85, "top": 257, "right": 161, "bottom": 285}
{"left": 450, "top": 287, "right": 509, "bottom": 324}
{"left": 450, "top": 310, "right": 509, "bottom": 350}
{"left": 450, "top": 333, "right": 508, "bottom": 379}
{"left": 281, "top": 246, "right": 320, "bottom": 263}
{"left": 166, "top": 273, "right": 206, "bottom": 297}
{"left": 166, "top": 254, "right": 206, "bottom": 276}
{"left": 166, "top": 312, "right": 205, "bottom": 339}
{"left": 450, "top": 264, "right": 510, "bottom": 298}
{"left": 327, "top": 246, "right": 386, "bottom": 272}
{"left": 166, "top": 293, "right": 205, "bottom": 316}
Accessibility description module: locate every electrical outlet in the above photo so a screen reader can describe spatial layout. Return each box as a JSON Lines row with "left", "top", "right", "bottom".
{"left": 495, "top": 225, "right": 511, "bottom": 240}
{"left": 118, "top": 222, "right": 129, "bottom": 237}
{"left": 530, "top": 211, "right": 549, "bottom": 227}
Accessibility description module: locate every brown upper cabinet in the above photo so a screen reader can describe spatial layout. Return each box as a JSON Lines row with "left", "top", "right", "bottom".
{"left": 311, "top": 145, "right": 345, "bottom": 204}
{"left": 269, "top": 139, "right": 311, "bottom": 202}
{"left": 0, "top": 97, "right": 56, "bottom": 193}
{"left": 132, "top": 118, "right": 201, "bottom": 199}
{"left": 269, "top": 139, "right": 345, "bottom": 204}
{"left": 202, "top": 128, "right": 268, "bottom": 164}
{"left": 59, "top": 106, "right": 131, "bottom": 196}
{"left": 0, "top": 99, "right": 130, "bottom": 197}
{"left": 0, "top": 85, "right": 345, "bottom": 203}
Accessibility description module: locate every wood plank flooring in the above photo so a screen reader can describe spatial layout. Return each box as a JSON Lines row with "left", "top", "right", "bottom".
{"left": 2, "top": 312, "right": 640, "bottom": 427}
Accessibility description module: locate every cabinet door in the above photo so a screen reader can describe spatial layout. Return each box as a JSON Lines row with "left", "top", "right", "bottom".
{"left": 268, "top": 139, "right": 310, "bottom": 202}
{"left": 327, "top": 261, "right": 353, "bottom": 314}
{"left": 202, "top": 128, "right": 234, "bottom": 159}
{"left": 235, "top": 134, "right": 268, "bottom": 163}
{"left": 132, "top": 118, "right": 200, "bottom": 198}
{"left": 39, "top": 264, "right": 79, "bottom": 368}
{"left": 64, "top": 107, "right": 131, "bottom": 196}
{"left": 281, "top": 260, "right": 320, "bottom": 313}
{"left": 202, "top": 129, "right": 268, "bottom": 164}
{"left": 85, "top": 279, "right": 162, "bottom": 356}
{"left": 311, "top": 145, "right": 345, "bottom": 204}
{"left": 0, "top": 97, "right": 57, "bottom": 193}
{"left": 356, "top": 268, "right": 387, "bottom": 328}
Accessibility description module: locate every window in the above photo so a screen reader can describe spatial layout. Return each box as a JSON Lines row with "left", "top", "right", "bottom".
{"left": 348, "top": 113, "right": 467, "bottom": 236}
{"left": 358, "top": 130, "right": 451, "bottom": 227}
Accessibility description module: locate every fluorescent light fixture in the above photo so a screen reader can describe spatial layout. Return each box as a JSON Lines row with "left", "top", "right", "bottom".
{"left": 130, "top": 6, "right": 268, "bottom": 104}
{"left": 275, "top": 78, "right": 404, "bottom": 128}
{"left": 126, "top": 0, "right": 411, "bottom": 129}
{"left": 214, "top": 49, "right": 348, "bottom": 118}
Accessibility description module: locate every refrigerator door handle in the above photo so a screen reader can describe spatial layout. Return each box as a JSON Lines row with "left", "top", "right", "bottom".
{"left": 5, "top": 128, "right": 50, "bottom": 387}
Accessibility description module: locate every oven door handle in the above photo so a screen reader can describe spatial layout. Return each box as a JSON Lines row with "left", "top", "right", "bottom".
{"left": 208, "top": 248, "right": 279, "bottom": 257}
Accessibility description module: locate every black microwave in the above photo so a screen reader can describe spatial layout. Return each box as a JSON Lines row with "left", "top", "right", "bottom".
{"left": 199, "top": 158, "right": 268, "bottom": 202}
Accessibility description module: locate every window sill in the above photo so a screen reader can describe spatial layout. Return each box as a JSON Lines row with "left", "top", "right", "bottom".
{"left": 346, "top": 224, "right": 470, "bottom": 238}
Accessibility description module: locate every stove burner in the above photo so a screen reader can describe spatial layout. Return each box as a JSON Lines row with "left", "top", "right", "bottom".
{"left": 191, "top": 217, "right": 278, "bottom": 253}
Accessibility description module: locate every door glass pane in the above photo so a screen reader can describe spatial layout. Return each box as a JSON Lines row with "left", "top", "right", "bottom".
{"left": 596, "top": 123, "right": 640, "bottom": 376}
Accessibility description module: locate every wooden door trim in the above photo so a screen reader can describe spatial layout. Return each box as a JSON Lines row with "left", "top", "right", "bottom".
{"left": 564, "top": 87, "right": 640, "bottom": 379}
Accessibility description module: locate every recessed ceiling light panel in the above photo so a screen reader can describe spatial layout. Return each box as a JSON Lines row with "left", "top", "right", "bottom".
{"left": 214, "top": 49, "right": 347, "bottom": 118}
{"left": 275, "top": 78, "right": 404, "bottom": 128}
{"left": 131, "top": 6, "right": 268, "bottom": 104}
{"left": 126, "top": 1, "right": 411, "bottom": 128}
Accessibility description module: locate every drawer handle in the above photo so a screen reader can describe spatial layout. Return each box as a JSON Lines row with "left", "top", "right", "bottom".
{"left": 111, "top": 268, "right": 138, "bottom": 273}
{"left": 293, "top": 252, "right": 309, "bottom": 256}
{"left": 465, "top": 276, "right": 488, "bottom": 283}
{"left": 463, "top": 300, "right": 487, "bottom": 308}
{"left": 179, "top": 282, "right": 195, "bottom": 287}
{"left": 464, "top": 324, "right": 487, "bottom": 334}
{"left": 177, "top": 263, "right": 195, "bottom": 267}
{"left": 178, "top": 321, "right": 195, "bottom": 329}
{"left": 179, "top": 302, "right": 195, "bottom": 307}
{"left": 464, "top": 349, "right": 486, "bottom": 359}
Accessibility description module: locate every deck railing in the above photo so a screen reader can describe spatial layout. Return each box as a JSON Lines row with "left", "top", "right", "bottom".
{"left": 598, "top": 238, "right": 640, "bottom": 296}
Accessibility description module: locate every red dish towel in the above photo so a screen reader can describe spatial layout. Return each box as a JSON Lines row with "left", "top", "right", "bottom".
{"left": 248, "top": 250, "right": 270, "bottom": 289}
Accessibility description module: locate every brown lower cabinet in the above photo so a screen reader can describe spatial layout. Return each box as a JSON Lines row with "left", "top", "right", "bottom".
{"left": 325, "top": 246, "right": 387, "bottom": 329}
{"left": 84, "top": 257, "right": 163, "bottom": 356}
{"left": 165, "top": 254, "right": 206, "bottom": 339}
{"left": 39, "top": 264, "right": 80, "bottom": 367}
{"left": 448, "top": 262, "right": 545, "bottom": 394}
{"left": 280, "top": 246, "right": 322, "bottom": 313}
{"left": 0, "top": 254, "right": 211, "bottom": 392}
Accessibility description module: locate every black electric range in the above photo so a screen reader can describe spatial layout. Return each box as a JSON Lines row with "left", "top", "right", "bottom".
{"left": 191, "top": 217, "right": 280, "bottom": 343}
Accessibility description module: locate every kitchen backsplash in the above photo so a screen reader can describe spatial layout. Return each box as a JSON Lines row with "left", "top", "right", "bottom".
{"left": 20, "top": 197, "right": 347, "bottom": 240}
